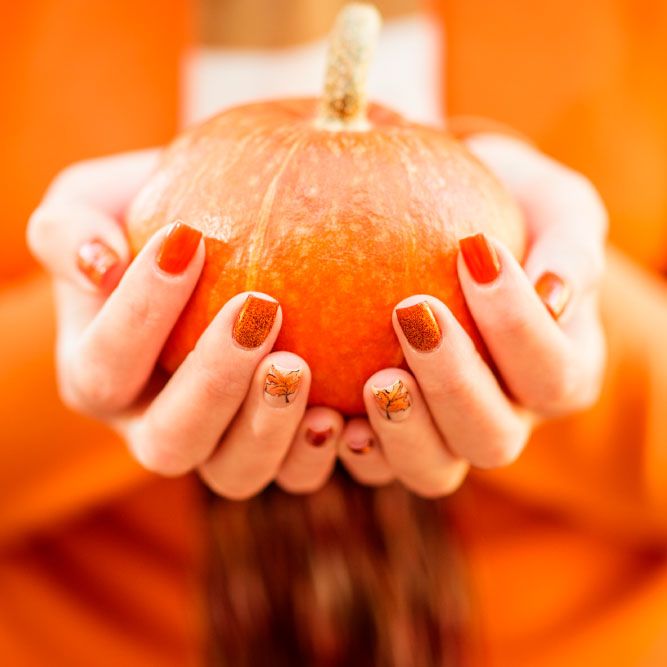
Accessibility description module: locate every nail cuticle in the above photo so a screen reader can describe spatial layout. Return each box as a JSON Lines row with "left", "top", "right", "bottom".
{"left": 306, "top": 427, "right": 334, "bottom": 447}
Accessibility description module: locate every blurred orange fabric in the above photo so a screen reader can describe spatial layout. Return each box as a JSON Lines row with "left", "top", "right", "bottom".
{"left": 1, "top": 1, "right": 667, "bottom": 665}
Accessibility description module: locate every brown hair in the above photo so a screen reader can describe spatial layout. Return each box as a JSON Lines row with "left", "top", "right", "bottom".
{"left": 204, "top": 466, "right": 469, "bottom": 666}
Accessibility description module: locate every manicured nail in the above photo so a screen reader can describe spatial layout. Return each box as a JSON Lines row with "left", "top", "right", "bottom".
{"left": 535, "top": 271, "right": 571, "bottom": 320}
{"left": 396, "top": 301, "right": 442, "bottom": 352}
{"left": 371, "top": 379, "right": 412, "bottom": 422}
{"left": 264, "top": 364, "right": 303, "bottom": 406}
{"left": 76, "top": 239, "right": 119, "bottom": 287}
{"left": 156, "top": 222, "right": 202, "bottom": 274}
{"left": 233, "top": 295, "right": 279, "bottom": 349}
{"left": 347, "top": 438, "right": 374, "bottom": 455}
{"left": 460, "top": 233, "right": 501, "bottom": 284}
{"left": 306, "top": 427, "right": 334, "bottom": 447}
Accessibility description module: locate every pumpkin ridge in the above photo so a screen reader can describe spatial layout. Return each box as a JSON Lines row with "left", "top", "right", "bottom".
{"left": 244, "top": 126, "right": 309, "bottom": 291}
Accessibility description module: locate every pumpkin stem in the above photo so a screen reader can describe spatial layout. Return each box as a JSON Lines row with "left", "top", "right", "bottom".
{"left": 316, "top": 3, "right": 381, "bottom": 131}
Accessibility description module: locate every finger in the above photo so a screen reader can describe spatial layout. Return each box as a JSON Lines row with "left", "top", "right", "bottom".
{"left": 199, "top": 352, "right": 310, "bottom": 500}
{"left": 123, "top": 292, "right": 283, "bottom": 475}
{"left": 27, "top": 149, "right": 160, "bottom": 292}
{"left": 59, "top": 222, "right": 205, "bottom": 415}
{"left": 464, "top": 133, "right": 608, "bottom": 316}
{"left": 275, "top": 407, "right": 342, "bottom": 494}
{"left": 394, "top": 296, "right": 532, "bottom": 468}
{"left": 28, "top": 203, "right": 129, "bottom": 292}
{"left": 363, "top": 370, "right": 469, "bottom": 497}
{"left": 338, "top": 417, "right": 394, "bottom": 487}
{"left": 458, "top": 234, "right": 603, "bottom": 414}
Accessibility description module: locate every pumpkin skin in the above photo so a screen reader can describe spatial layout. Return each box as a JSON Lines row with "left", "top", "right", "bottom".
{"left": 126, "top": 98, "right": 525, "bottom": 415}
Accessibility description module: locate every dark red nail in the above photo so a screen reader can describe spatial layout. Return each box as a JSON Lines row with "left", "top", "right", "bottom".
{"left": 305, "top": 427, "right": 334, "bottom": 447}
{"left": 347, "top": 438, "right": 374, "bottom": 455}
{"left": 76, "top": 239, "right": 120, "bottom": 287}
{"left": 460, "top": 233, "right": 501, "bottom": 284}
{"left": 535, "top": 271, "right": 571, "bottom": 320}
{"left": 156, "top": 222, "right": 202, "bottom": 275}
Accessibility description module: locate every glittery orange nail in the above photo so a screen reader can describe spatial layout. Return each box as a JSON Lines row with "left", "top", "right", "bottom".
{"left": 347, "top": 438, "right": 374, "bottom": 455}
{"left": 371, "top": 379, "right": 412, "bottom": 421}
{"left": 535, "top": 271, "right": 571, "bottom": 320}
{"left": 76, "top": 239, "right": 120, "bottom": 288}
{"left": 306, "top": 427, "right": 334, "bottom": 447}
{"left": 264, "top": 364, "right": 302, "bottom": 406}
{"left": 396, "top": 301, "right": 442, "bottom": 352}
{"left": 232, "top": 295, "right": 279, "bottom": 349}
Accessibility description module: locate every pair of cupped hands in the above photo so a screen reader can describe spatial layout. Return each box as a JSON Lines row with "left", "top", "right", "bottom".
{"left": 28, "top": 134, "right": 607, "bottom": 499}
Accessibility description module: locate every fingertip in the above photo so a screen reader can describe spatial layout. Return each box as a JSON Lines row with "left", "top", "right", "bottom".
{"left": 364, "top": 368, "right": 416, "bottom": 424}
{"left": 260, "top": 351, "right": 311, "bottom": 409}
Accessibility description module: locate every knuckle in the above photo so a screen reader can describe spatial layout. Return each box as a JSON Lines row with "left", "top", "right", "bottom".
{"left": 124, "top": 291, "right": 160, "bottom": 331}
{"left": 26, "top": 204, "right": 63, "bottom": 265}
{"left": 408, "top": 463, "right": 468, "bottom": 498}
{"left": 557, "top": 169, "right": 610, "bottom": 238}
{"left": 131, "top": 421, "right": 191, "bottom": 477}
{"left": 530, "top": 361, "right": 583, "bottom": 412}
{"left": 419, "top": 369, "right": 471, "bottom": 405}
{"left": 500, "top": 309, "right": 533, "bottom": 342}
{"left": 475, "top": 419, "right": 527, "bottom": 469}
{"left": 276, "top": 474, "right": 327, "bottom": 495}
{"left": 66, "top": 350, "right": 128, "bottom": 415}
{"left": 192, "top": 348, "right": 251, "bottom": 404}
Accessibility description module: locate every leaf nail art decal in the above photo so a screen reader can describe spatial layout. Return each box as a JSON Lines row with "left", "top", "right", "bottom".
{"left": 264, "top": 364, "right": 303, "bottom": 406}
{"left": 371, "top": 379, "right": 412, "bottom": 421}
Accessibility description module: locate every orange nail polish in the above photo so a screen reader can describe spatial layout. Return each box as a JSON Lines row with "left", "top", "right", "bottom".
{"left": 156, "top": 222, "right": 202, "bottom": 275}
{"left": 460, "top": 233, "right": 501, "bottom": 284}
{"left": 535, "top": 271, "right": 571, "bottom": 320}
{"left": 76, "top": 239, "right": 120, "bottom": 287}
{"left": 233, "top": 295, "right": 279, "bottom": 349}
{"left": 396, "top": 301, "right": 442, "bottom": 352}
{"left": 264, "top": 364, "right": 303, "bottom": 406}
{"left": 306, "top": 427, "right": 334, "bottom": 447}
{"left": 371, "top": 379, "right": 412, "bottom": 422}
{"left": 347, "top": 438, "right": 374, "bottom": 455}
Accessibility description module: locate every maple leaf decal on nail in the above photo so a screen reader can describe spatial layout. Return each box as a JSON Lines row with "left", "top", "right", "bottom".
{"left": 264, "top": 365, "right": 303, "bottom": 403}
{"left": 372, "top": 379, "right": 411, "bottom": 420}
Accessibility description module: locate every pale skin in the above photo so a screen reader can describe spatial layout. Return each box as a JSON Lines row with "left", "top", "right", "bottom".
{"left": 27, "top": 134, "right": 608, "bottom": 499}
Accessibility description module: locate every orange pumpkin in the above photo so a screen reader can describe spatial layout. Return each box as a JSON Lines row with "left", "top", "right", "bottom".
{"left": 127, "top": 3, "right": 525, "bottom": 415}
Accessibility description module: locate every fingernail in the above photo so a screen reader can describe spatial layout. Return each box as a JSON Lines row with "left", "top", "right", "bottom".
{"left": 371, "top": 379, "right": 412, "bottom": 422}
{"left": 306, "top": 427, "right": 334, "bottom": 447}
{"left": 264, "top": 364, "right": 303, "bottom": 406}
{"left": 233, "top": 295, "right": 279, "bottom": 349}
{"left": 76, "top": 239, "right": 120, "bottom": 287}
{"left": 156, "top": 222, "right": 202, "bottom": 275}
{"left": 396, "top": 301, "right": 442, "bottom": 352}
{"left": 347, "top": 438, "right": 374, "bottom": 455}
{"left": 535, "top": 271, "right": 571, "bottom": 320}
{"left": 460, "top": 233, "right": 501, "bottom": 284}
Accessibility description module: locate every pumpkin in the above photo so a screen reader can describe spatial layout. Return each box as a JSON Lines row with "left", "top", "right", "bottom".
{"left": 126, "top": 3, "right": 525, "bottom": 415}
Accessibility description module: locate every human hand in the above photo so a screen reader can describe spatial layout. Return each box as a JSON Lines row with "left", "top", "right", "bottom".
{"left": 337, "top": 135, "right": 608, "bottom": 497}
{"left": 27, "top": 151, "right": 343, "bottom": 499}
